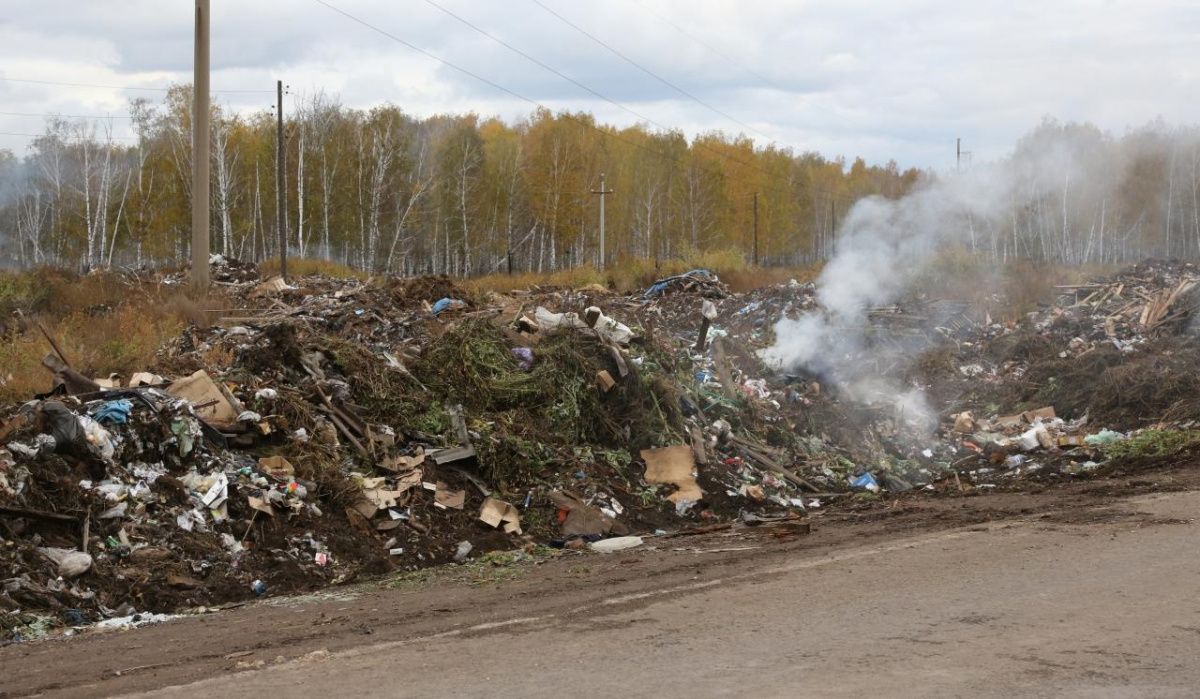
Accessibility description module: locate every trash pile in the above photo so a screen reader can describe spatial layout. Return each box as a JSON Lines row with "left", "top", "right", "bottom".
{"left": 2, "top": 256, "right": 1198, "bottom": 640}
{"left": 946, "top": 260, "right": 1200, "bottom": 427}
{"left": 921, "top": 260, "right": 1200, "bottom": 488}
{"left": 0, "top": 260, "right": 817, "bottom": 640}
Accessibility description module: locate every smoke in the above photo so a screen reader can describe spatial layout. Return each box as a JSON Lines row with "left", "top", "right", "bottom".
{"left": 758, "top": 184, "right": 984, "bottom": 431}
{"left": 757, "top": 135, "right": 1074, "bottom": 431}
{"left": 758, "top": 118, "right": 1197, "bottom": 431}
{"left": 0, "top": 154, "right": 33, "bottom": 268}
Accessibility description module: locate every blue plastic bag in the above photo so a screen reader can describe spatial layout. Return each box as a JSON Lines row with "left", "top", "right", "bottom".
{"left": 93, "top": 399, "right": 133, "bottom": 425}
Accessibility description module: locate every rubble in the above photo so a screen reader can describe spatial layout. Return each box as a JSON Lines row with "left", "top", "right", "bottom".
{"left": 2, "top": 256, "right": 1199, "bottom": 642}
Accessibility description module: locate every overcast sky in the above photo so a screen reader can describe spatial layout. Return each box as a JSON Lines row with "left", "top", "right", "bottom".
{"left": 0, "top": 0, "right": 1195, "bottom": 170}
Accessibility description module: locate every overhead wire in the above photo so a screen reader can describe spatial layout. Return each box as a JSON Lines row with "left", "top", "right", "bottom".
{"left": 300, "top": 0, "right": 849, "bottom": 207}
{"left": 413, "top": 0, "right": 812, "bottom": 200}
{"left": 0, "top": 76, "right": 272, "bottom": 94}
{"left": 0, "top": 131, "right": 138, "bottom": 141}
{"left": 418, "top": 0, "right": 664, "bottom": 129}
{"left": 625, "top": 0, "right": 790, "bottom": 95}
{"left": 0, "top": 110, "right": 134, "bottom": 119}
{"left": 529, "top": 0, "right": 777, "bottom": 145}
{"left": 312, "top": 0, "right": 850, "bottom": 206}
{"left": 312, "top": 0, "right": 712, "bottom": 171}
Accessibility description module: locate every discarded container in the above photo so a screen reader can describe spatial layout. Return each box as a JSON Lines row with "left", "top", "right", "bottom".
{"left": 1005, "top": 454, "right": 1028, "bottom": 469}
{"left": 1018, "top": 422, "right": 1053, "bottom": 452}
{"left": 93, "top": 399, "right": 133, "bottom": 425}
{"left": 850, "top": 473, "right": 881, "bottom": 493}
{"left": 453, "top": 541, "right": 473, "bottom": 562}
{"left": 251, "top": 579, "right": 267, "bottom": 596}
{"left": 39, "top": 547, "right": 93, "bottom": 578}
{"left": 534, "top": 306, "right": 633, "bottom": 345}
{"left": 1085, "top": 429, "right": 1125, "bottom": 447}
{"left": 431, "top": 297, "right": 465, "bottom": 316}
{"left": 590, "top": 536, "right": 644, "bottom": 553}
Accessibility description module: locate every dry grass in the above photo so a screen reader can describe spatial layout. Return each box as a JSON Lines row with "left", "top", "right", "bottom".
{"left": 722, "top": 265, "right": 821, "bottom": 292}
{"left": 259, "top": 257, "right": 366, "bottom": 280}
{"left": 0, "top": 251, "right": 1124, "bottom": 404}
{"left": 908, "top": 247, "right": 1118, "bottom": 322}
{"left": 466, "top": 267, "right": 608, "bottom": 294}
{"left": 0, "top": 269, "right": 218, "bottom": 402}
{"left": 466, "top": 247, "right": 818, "bottom": 294}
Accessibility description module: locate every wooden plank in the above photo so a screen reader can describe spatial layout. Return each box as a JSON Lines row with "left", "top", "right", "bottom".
{"left": 0, "top": 506, "right": 78, "bottom": 523}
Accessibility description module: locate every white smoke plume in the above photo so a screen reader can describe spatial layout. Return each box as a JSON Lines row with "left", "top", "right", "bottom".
{"left": 759, "top": 161, "right": 1019, "bottom": 431}
{"left": 758, "top": 120, "right": 1169, "bottom": 430}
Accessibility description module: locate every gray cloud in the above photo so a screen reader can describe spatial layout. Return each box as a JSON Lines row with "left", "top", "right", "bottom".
{"left": 0, "top": 0, "right": 1196, "bottom": 167}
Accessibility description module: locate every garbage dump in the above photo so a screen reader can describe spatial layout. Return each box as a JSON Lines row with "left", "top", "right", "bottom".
{"left": 2, "top": 257, "right": 1199, "bottom": 641}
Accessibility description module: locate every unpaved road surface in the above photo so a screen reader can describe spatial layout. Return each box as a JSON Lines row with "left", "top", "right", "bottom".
{"left": 6, "top": 470, "right": 1200, "bottom": 698}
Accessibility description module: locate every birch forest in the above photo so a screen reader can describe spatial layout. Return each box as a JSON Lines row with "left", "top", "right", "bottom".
{"left": 1, "top": 86, "right": 1198, "bottom": 273}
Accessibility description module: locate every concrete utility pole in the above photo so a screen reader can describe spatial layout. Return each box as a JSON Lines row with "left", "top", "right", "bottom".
{"left": 956, "top": 138, "right": 971, "bottom": 171}
{"left": 191, "top": 0, "right": 210, "bottom": 294}
{"left": 752, "top": 192, "right": 759, "bottom": 266}
{"left": 591, "top": 173, "right": 613, "bottom": 270}
{"left": 276, "top": 80, "right": 288, "bottom": 280}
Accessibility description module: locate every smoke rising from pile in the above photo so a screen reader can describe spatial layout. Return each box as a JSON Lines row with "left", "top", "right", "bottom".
{"left": 758, "top": 127, "right": 1119, "bottom": 431}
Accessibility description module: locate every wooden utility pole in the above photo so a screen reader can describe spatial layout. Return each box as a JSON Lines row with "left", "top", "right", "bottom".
{"left": 591, "top": 172, "right": 613, "bottom": 270}
{"left": 956, "top": 137, "right": 961, "bottom": 171}
{"left": 752, "top": 192, "right": 759, "bottom": 266}
{"left": 191, "top": 0, "right": 210, "bottom": 294}
{"left": 276, "top": 80, "right": 287, "bottom": 280}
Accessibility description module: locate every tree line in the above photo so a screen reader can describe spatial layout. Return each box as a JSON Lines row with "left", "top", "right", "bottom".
{"left": 0, "top": 87, "right": 1197, "bottom": 273}
{"left": 0, "top": 86, "right": 919, "bottom": 274}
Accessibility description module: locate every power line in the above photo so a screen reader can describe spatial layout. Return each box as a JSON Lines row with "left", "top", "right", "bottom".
{"left": 626, "top": 0, "right": 789, "bottom": 95}
{"left": 0, "top": 110, "right": 134, "bottom": 119}
{"left": 312, "top": 0, "right": 840, "bottom": 204}
{"left": 529, "top": 0, "right": 777, "bottom": 145}
{"left": 417, "top": 0, "right": 793, "bottom": 192}
{"left": 0, "top": 131, "right": 138, "bottom": 141}
{"left": 0, "top": 76, "right": 271, "bottom": 94}
{"left": 313, "top": 0, "right": 688, "bottom": 167}
{"left": 420, "top": 0, "right": 663, "bottom": 129}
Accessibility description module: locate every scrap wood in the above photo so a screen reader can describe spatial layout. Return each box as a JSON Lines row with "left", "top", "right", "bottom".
{"left": 1145, "top": 279, "right": 1197, "bottom": 329}
{"left": 603, "top": 340, "right": 629, "bottom": 378}
{"left": 0, "top": 506, "right": 78, "bottom": 523}
{"left": 711, "top": 338, "right": 738, "bottom": 401}
{"left": 313, "top": 383, "right": 367, "bottom": 455}
{"left": 447, "top": 404, "right": 472, "bottom": 447}
{"left": 596, "top": 369, "right": 617, "bottom": 393}
{"left": 430, "top": 445, "right": 476, "bottom": 465}
{"left": 664, "top": 522, "right": 733, "bottom": 538}
{"left": 448, "top": 466, "right": 491, "bottom": 496}
{"left": 36, "top": 321, "right": 71, "bottom": 368}
{"left": 730, "top": 434, "right": 821, "bottom": 493}
{"left": 41, "top": 353, "right": 101, "bottom": 395}
{"left": 690, "top": 426, "right": 709, "bottom": 465}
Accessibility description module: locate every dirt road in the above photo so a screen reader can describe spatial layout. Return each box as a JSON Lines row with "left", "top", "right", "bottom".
{"left": 6, "top": 473, "right": 1200, "bottom": 697}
